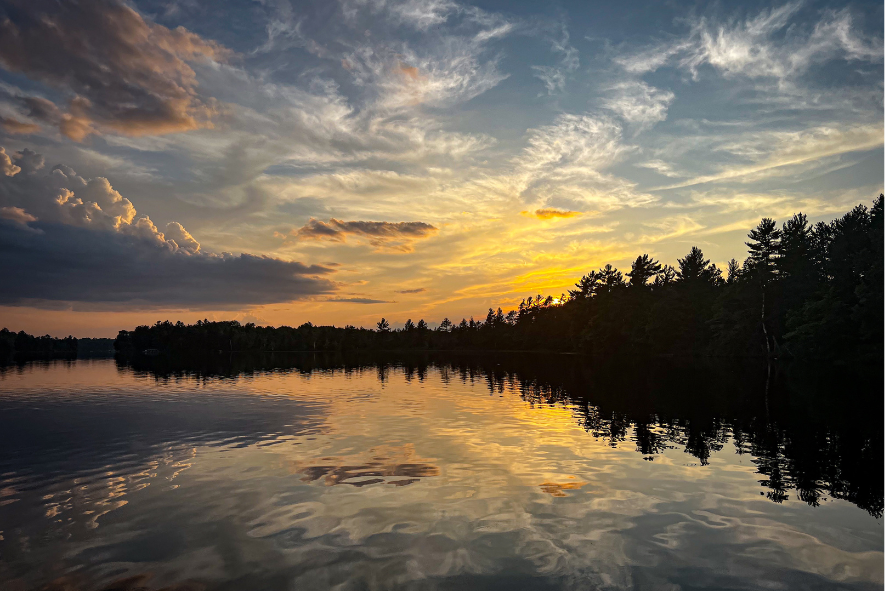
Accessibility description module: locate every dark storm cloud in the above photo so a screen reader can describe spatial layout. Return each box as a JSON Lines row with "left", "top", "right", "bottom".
{"left": 0, "top": 146, "right": 337, "bottom": 309}
{"left": 0, "top": 0, "right": 230, "bottom": 140}
{"left": 0, "top": 220, "right": 336, "bottom": 308}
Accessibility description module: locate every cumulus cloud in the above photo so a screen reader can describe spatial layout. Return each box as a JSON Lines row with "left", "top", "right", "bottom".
{"left": 0, "top": 147, "right": 337, "bottom": 308}
{"left": 0, "top": 221, "right": 336, "bottom": 308}
{"left": 0, "top": 146, "right": 19, "bottom": 176}
{"left": 0, "top": 0, "right": 231, "bottom": 140}
{"left": 291, "top": 218, "right": 438, "bottom": 252}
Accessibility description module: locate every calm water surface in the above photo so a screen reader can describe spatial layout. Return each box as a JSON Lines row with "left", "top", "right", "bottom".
{"left": 0, "top": 355, "right": 882, "bottom": 590}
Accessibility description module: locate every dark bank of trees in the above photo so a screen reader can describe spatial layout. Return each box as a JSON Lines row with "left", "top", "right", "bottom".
{"left": 0, "top": 330, "right": 116, "bottom": 360}
{"left": 0, "top": 328, "right": 78, "bottom": 358}
{"left": 115, "top": 196, "right": 883, "bottom": 366}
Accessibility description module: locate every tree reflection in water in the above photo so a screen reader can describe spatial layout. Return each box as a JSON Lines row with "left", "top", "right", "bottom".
{"left": 116, "top": 351, "right": 883, "bottom": 518}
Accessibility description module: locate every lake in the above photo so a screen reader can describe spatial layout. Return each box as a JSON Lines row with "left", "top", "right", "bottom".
{"left": 0, "top": 354, "right": 882, "bottom": 590}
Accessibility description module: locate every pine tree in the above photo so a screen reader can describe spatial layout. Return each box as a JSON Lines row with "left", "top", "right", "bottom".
{"left": 627, "top": 254, "right": 662, "bottom": 288}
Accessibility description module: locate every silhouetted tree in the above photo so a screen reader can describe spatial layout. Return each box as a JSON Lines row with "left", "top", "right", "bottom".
{"left": 677, "top": 247, "right": 722, "bottom": 285}
{"left": 627, "top": 254, "right": 662, "bottom": 288}
{"left": 570, "top": 271, "right": 599, "bottom": 299}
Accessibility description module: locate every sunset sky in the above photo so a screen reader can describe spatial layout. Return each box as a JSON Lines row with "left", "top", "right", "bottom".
{"left": 0, "top": 0, "right": 882, "bottom": 337}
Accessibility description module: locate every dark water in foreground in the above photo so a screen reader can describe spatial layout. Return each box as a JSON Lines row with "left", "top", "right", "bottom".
{"left": 0, "top": 354, "right": 882, "bottom": 590}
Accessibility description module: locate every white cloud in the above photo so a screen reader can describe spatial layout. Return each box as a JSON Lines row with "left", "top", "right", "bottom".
{"left": 657, "top": 123, "right": 884, "bottom": 189}
{"left": 617, "top": 3, "right": 882, "bottom": 81}
{"left": 342, "top": 27, "right": 512, "bottom": 110}
{"left": 603, "top": 81, "right": 674, "bottom": 130}
{"left": 513, "top": 114, "right": 655, "bottom": 211}
{"left": 531, "top": 66, "right": 568, "bottom": 95}
{"left": 637, "top": 159, "right": 683, "bottom": 178}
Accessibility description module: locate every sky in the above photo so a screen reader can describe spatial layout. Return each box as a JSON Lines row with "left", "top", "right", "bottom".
{"left": 0, "top": 0, "right": 882, "bottom": 337}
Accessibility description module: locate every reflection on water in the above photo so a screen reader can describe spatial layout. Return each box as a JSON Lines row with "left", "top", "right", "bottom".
{"left": 0, "top": 353, "right": 881, "bottom": 590}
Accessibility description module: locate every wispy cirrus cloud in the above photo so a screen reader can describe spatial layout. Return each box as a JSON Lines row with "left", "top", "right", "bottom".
{"left": 513, "top": 113, "right": 656, "bottom": 213}
{"left": 654, "top": 123, "right": 884, "bottom": 190}
{"left": 616, "top": 2, "right": 882, "bottom": 81}
{"left": 603, "top": 81, "right": 674, "bottom": 131}
{"left": 531, "top": 22, "right": 579, "bottom": 95}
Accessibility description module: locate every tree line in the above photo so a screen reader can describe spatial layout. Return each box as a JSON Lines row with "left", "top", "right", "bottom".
{"left": 114, "top": 195, "right": 882, "bottom": 364}
{"left": 0, "top": 328, "right": 115, "bottom": 359}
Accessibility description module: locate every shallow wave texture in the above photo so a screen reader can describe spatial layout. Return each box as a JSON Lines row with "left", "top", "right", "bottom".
{"left": 0, "top": 354, "right": 882, "bottom": 590}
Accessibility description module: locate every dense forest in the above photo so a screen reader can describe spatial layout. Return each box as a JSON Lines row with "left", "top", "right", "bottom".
{"left": 0, "top": 329, "right": 114, "bottom": 359}
{"left": 114, "top": 196, "right": 883, "bottom": 366}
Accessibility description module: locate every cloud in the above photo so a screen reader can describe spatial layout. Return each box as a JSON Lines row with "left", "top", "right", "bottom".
{"left": 292, "top": 218, "right": 439, "bottom": 252}
{"left": 603, "top": 81, "right": 674, "bottom": 130}
{"left": 524, "top": 209, "right": 581, "bottom": 220}
{"left": 382, "top": 0, "right": 458, "bottom": 31}
{"left": 518, "top": 114, "right": 628, "bottom": 175}
{"left": 655, "top": 123, "right": 884, "bottom": 190}
{"left": 0, "top": 221, "right": 336, "bottom": 308}
{"left": 513, "top": 113, "right": 655, "bottom": 212}
{"left": 0, "top": 116, "right": 39, "bottom": 134}
{"left": 0, "top": 147, "right": 337, "bottom": 308}
{"left": 395, "top": 288, "right": 427, "bottom": 294}
{"left": 637, "top": 159, "right": 684, "bottom": 178}
{"left": 531, "top": 22, "right": 579, "bottom": 95}
{"left": 616, "top": 3, "right": 882, "bottom": 81}
{"left": 337, "top": 0, "right": 514, "bottom": 109}
{"left": 0, "top": 147, "right": 19, "bottom": 176}
{"left": 326, "top": 297, "right": 393, "bottom": 304}
{"left": 0, "top": 0, "right": 231, "bottom": 141}
{"left": 0, "top": 205, "right": 34, "bottom": 224}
